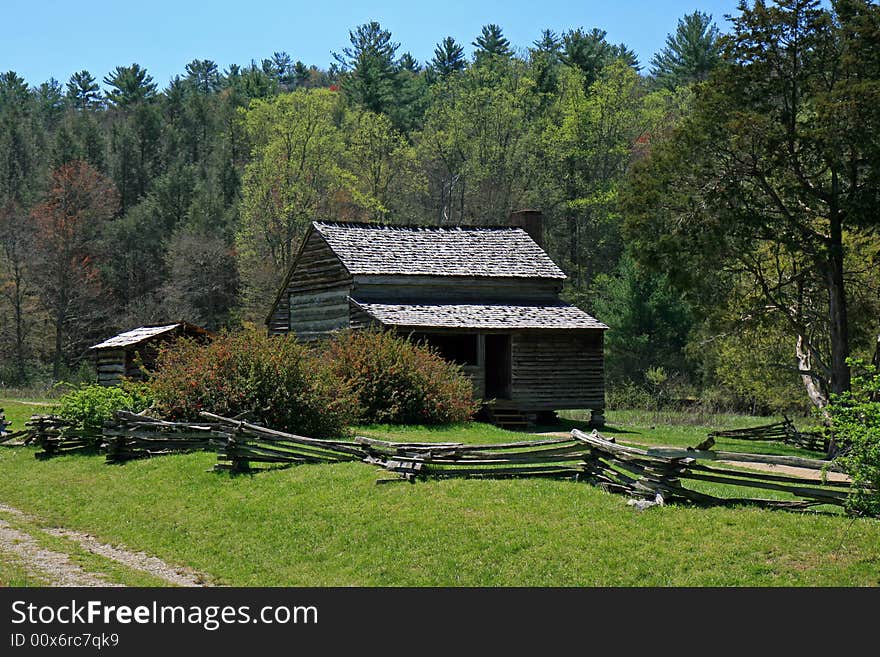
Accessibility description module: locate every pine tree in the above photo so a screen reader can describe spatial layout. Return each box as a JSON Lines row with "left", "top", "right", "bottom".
{"left": 103, "top": 64, "right": 157, "bottom": 107}
{"left": 65, "top": 71, "right": 102, "bottom": 110}
{"left": 333, "top": 21, "right": 399, "bottom": 114}
{"left": 473, "top": 24, "right": 513, "bottom": 62}
{"left": 430, "top": 37, "right": 466, "bottom": 77}
{"left": 185, "top": 59, "right": 221, "bottom": 95}
{"left": 650, "top": 11, "right": 721, "bottom": 89}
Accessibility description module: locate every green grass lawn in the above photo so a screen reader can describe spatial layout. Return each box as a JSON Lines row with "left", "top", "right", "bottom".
{"left": 1, "top": 398, "right": 56, "bottom": 432}
{"left": 1, "top": 398, "right": 874, "bottom": 587}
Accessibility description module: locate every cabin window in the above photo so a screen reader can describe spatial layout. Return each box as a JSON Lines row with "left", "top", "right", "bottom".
{"left": 409, "top": 332, "right": 479, "bottom": 366}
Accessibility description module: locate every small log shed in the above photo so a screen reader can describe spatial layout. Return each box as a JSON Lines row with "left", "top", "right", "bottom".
{"left": 89, "top": 322, "right": 212, "bottom": 387}
{"left": 266, "top": 211, "right": 609, "bottom": 426}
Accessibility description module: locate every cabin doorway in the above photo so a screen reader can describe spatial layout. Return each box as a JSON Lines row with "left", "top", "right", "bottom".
{"left": 484, "top": 334, "right": 512, "bottom": 399}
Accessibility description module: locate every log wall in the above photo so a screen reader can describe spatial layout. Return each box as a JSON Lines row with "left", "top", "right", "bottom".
{"left": 270, "top": 231, "right": 353, "bottom": 338}
{"left": 96, "top": 348, "right": 126, "bottom": 387}
{"left": 510, "top": 330, "right": 604, "bottom": 411}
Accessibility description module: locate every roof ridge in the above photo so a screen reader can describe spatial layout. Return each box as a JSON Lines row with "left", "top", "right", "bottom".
{"left": 313, "top": 219, "right": 526, "bottom": 232}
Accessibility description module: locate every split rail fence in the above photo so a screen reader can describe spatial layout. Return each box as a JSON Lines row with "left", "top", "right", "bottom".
{"left": 708, "top": 417, "right": 826, "bottom": 452}
{"left": 16, "top": 412, "right": 861, "bottom": 512}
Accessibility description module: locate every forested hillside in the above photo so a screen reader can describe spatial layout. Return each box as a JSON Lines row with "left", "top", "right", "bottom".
{"left": 1, "top": 1, "right": 878, "bottom": 414}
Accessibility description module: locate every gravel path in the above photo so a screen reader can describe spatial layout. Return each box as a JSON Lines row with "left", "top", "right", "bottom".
{"left": 0, "top": 504, "right": 209, "bottom": 587}
{"left": 0, "top": 516, "right": 118, "bottom": 587}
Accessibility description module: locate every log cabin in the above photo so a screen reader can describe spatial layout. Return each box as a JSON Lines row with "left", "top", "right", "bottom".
{"left": 89, "top": 322, "right": 213, "bottom": 386}
{"left": 266, "top": 211, "right": 608, "bottom": 426}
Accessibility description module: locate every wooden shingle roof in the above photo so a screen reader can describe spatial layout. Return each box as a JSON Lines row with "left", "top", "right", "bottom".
{"left": 313, "top": 221, "right": 566, "bottom": 279}
{"left": 350, "top": 300, "right": 608, "bottom": 330}
{"left": 89, "top": 322, "right": 211, "bottom": 350}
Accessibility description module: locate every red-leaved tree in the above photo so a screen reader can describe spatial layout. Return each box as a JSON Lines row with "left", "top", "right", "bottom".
{"left": 31, "top": 161, "right": 118, "bottom": 379}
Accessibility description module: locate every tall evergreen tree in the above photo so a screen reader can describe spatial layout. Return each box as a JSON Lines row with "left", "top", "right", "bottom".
{"left": 185, "top": 59, "right": 222, "bottom": 95}
{"left": 650, "top": 11, "right": 722, "bottom": 90}
{"left": 430, "top": 37, "right": 466, "bottom": 77}
{"left": 333, "top": 21, "right": 399, "bottom": 115}
{"left": 103, "top": 64, "right": 157, "bottom": 107}
{"left": 397, "top": 52, "right": 421, "bottom": 73}
{"left": 473, "top": 24, "right": 513, "bottom": 62}
{"left": 65, "top": 70, "right": 102, "bottom": 110}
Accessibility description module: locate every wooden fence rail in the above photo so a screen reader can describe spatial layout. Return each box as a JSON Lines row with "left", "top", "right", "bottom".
{"left": 201, "top": 412, "right": 364, "bottom": 473}
{"left": 13, "top": 412, "right": 866, "bottom": 513}
{"left": 708, "top": 417, "right": 827, "bottom": 451}
{"left": 26, "top": 415, "right": 103, "bottom": 459}
{"left": 103, "top": 411, "right": 219, "bottom": 463}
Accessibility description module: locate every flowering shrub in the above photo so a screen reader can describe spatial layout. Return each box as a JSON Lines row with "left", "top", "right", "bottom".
{"left": 58, "top": 382, "right": 154, "bottom": 431}
{"left": 323, "top": 329, "right": 477, "bottom": 425}
{"left": 149, "top": 330, "right": 355, "bottom": 438}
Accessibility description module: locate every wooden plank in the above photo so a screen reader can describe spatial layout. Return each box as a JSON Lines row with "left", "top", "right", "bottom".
{"left": 678, "top": 471, "right": 847, "bottom": 503}
{"left": 686, "top": 462, "right": 851, "bottom": 489}
{"left": 645, "top": 446, "right": 844, "bottom": 473}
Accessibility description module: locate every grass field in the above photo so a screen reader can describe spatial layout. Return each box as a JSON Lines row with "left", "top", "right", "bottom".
{"left": 1, "top": 396, "right": 876, "bottom": 587}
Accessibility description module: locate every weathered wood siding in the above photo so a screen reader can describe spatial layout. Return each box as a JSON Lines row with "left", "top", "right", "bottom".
{"left": 270, "top": 231, "right": 353, "bottom": 339}
{"left": 96, "top": 348, "right": 126, "bottom": 387}
{"left": 510, "top": 330, "right": 604, "bottom": 411}
{"left": 352, "top": 275, "right": 561, "bottom": 303}
{"left": 461, "top": 364, "right": 485, "bottom": 399}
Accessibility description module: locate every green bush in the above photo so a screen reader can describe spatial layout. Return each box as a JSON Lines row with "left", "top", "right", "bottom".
{"left": 57, "top": 382, "right": 154, "bottom": 431}
{"left": 323, "top": 329, "right": 477, "bottom": 425}
{"left": 149, "top": 330, "right": 355, "bottom": 438}
{"left": 830, "top": 360, "right": 880, "bottom": 516}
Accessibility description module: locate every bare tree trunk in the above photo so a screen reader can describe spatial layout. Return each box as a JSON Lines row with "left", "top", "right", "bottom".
{"left": 796, "top": 334, "right": 829, "bottom": 411}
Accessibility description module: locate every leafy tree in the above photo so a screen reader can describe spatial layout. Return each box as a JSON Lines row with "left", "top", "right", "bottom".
{"left": 0, "top": 73, "right": 47, "bottom": 382}
{"left": 0, "top": 202, "right": 38, "bottom": 382}
{"left": 103, "top": 64, "right": 158, "bottom": 107}
{"left": 623, "top": 0, "right": 880, "bottom": 410}
{"left": 430, "top": 37, "right": 466, "bottom": 77}
{"left": 292, "top": 60, "right": 314, "bottom": 88}
{"left": 345, "top": 110, "right": 423, "bottom": 220}
{"left": 161, "top": 229, "right": 239, "bottom": 330}
{"left": 829, "top": 360, "right": 880, "bottom": 515}
{"left": 238, "top": 90, "right": 350, "bottom": 319}
{"left": 333, "top": 21, "right": 399, "bottom": 115}
{"left": 473, "top": 24, "right": 513, "bottom": 62}
{"left": 543, "top": 61, "right": 662, "bottom": 293}
{"left": 418, "top": 60, "right": 538, "bottom": 225}
{"left": 34, "top": 79, "right": 65, "bottom": 124}
{"left": 107, "top": 101, "right": 162, "bottom": 211}
{"left": 650, "top": 11, "right": 722, "bottom": 90}
{"left": 30, "top": 161, "right": 118, "bottom": 378}
{"left": 533, "top": 29, "right": 562, "bottom": 55}
{"left": 65, "top": 70, "right": 102, "bottom": 110}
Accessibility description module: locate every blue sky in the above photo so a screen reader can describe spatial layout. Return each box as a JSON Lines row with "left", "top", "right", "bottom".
{"left": 4, "top": 1, "right": 744, "bottom": 89}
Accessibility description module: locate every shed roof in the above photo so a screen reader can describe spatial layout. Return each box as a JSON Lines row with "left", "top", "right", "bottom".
{"left": 89, "top": 323, "right": 209, "bottom": 350}
{"left": 350, "top": 299, "right": 608, "bottom": 331}
{"left": 313, "top": 221, "right": 566, "bottom": 279}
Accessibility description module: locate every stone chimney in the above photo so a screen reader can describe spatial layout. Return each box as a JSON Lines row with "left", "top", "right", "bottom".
{"left": 509, "top": 209, "right": 544, "bottom": 249}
